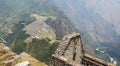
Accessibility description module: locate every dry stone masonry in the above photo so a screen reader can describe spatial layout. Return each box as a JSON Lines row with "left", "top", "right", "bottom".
{"left": 52, "top": 32, "right": 114, "bottom": 66}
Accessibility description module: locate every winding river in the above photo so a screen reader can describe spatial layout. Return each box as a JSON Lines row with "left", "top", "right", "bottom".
{"left": 96, "top": 48, "right": 117, "bottom": 65}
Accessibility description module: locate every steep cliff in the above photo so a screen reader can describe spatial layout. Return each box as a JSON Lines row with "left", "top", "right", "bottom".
{"left": 45, "top": 12, "right": 78, "bottom": 39}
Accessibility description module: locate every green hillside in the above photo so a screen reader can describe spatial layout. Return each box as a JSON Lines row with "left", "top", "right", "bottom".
{"left": 0, "top": 0, "right": 59, "bottom": 65}
{"left": 0, "top": 0, "right": 57, "bottom": 38}
{"left": 0, "top": 0, "right": 96, "bottom": 66}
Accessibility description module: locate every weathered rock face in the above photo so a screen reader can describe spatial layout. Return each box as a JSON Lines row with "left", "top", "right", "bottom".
{"left": 0, "top": 43, "right": 20, "bottom": 66}
{"left": 52, "top": 33, "right": 114, "bottom": 66}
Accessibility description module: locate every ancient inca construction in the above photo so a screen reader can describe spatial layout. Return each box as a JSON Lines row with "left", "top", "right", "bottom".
{"left": 52, "top": 32, "right": 114, "bottom": 66}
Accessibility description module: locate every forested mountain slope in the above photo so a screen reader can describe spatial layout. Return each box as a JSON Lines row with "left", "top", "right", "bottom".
{"left": 0, "top": 0, "right": 96, "bottom": 66}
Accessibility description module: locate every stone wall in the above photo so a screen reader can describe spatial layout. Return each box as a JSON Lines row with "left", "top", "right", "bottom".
{"left": 82, "top": 54, "right": 114, "bottom": 66}
{"left": 51, "top": 32, "right": 114, "bottom": 66}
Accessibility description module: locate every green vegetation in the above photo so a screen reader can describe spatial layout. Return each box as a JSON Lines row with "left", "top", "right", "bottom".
{"left": 5, "top": 17, "right": 34, "bottom": 54}
{"left": 4, "top": 20, "right": 59, "bottom": 65}
{"left": 0, "top": 0, "right": 58, "bottom": 38}
{"left": 26, "top": 38, "right": 59, "bottom": 65}
{"left": 0, "top": 0, "right": 97, "bottom": 65}
{"left": 12, "top": 58, "right": 25, "bottom": 66}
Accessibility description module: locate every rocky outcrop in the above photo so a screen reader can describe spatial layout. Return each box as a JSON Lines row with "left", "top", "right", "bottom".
{"left": 0, "top": 43, "right": 21, "bottom": 66}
